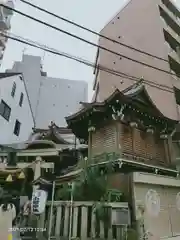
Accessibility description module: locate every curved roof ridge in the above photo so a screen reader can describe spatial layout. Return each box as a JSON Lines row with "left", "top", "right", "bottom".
{"left": 66, "top": 86, "right": 178, "bottom": 123}
{"left": 26, "top": 140, "right": 56, "bottom": 149}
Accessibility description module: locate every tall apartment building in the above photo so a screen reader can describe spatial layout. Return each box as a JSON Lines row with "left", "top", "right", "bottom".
{"left": 7, "top": 54, "right": 88, "bottom": 128}
{"left": 0, "top": 1, "right": 14, "bottom": 65}
{"left": 93, "top": 0, "right": 180, "bottom": 121}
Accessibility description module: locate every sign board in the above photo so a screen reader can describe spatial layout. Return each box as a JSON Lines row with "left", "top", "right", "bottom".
{"left": 31, "top": 189, "right": 48, "bottom": 214}
{"left": 111, "top": 208, "right": 130, "bottom": 226}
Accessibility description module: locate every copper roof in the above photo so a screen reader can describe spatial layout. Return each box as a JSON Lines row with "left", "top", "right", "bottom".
{"left": 66, "top": 86, "right": 178, "bottom": 122}
{"left": 66, "top": 86, "right": 178, "bottom": 140}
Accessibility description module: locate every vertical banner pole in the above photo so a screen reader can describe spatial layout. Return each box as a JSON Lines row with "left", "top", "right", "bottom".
{"left": 69, "top": 182, "right": 74, "bottom": 240}
{"left": 48, "top": 181, "right": 55, "bottom": 240}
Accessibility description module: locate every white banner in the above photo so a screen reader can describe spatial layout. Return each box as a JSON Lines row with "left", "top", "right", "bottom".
{"left": 31, "top": 189, "right": 48, "bottom": 214}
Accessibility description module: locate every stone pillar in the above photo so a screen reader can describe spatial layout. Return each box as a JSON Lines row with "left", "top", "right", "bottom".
{"left": 34, "top": 156, "right": 42, "bottom": 180}
{"left": 55, "top": 206, "right": 62, "bottom": 237}
{"left": 37, "top": 212, "right": 45, "bottom": 239}
{"left": 100, "top": 221, "right": 104, "bottom": 238}
{"left": 91, "top": 210, "right": 96, "bottom": 238}
{"left": 63, "top": 205, "right": 69, "bottom": 237}
{"left": 81, "top": 206, "right": 88, "bottom": 238}
{"left": 32, "top": 157, "right": 42, "bottom": 194}
{"left": 72, "top": 207, "right": 78, "bottom": 238}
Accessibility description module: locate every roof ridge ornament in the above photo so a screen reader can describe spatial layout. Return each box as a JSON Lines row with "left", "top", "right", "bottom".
{"left": 49, "top": 121, "right": 56, "bottom": 128}
{"left": 112, "top": 104, "right": 126, "bottom": 121}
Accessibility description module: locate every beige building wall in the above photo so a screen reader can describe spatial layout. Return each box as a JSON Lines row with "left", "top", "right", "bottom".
{"left": 95, "top": 0, "right": 179, "bottom": 121}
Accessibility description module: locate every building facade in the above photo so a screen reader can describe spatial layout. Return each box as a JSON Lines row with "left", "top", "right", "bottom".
{"left": 0, "top": 73, "right": 34, "bottom": 144}
{"left": 93, "top": 0, "right": 180, "bottom": 122}
{"left": 7, "top": 54, "right": 88, "bottom": 128}
{"left": 0, "top": 1, "right": 14, "bottom": 66}
{"left": 66, "top": 2, "right": 180, "bottom": 234}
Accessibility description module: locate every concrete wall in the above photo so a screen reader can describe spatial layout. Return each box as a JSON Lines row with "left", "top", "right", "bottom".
{"left": 35, "top": 76, "right": 88, "bottom": 128}
{"left": 133, "top": 172, "right": 180, "bottom": 239}
{"left": 10, "top": 55, "right": 42, "bottom": 118}
{"left": 9, "top": 54, "right": 88, "bottom": 128}
{"left": 0, "top": 74, "right": 34, "bottom": 144}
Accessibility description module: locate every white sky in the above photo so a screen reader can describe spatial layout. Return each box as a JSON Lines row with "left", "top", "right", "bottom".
{"left": 1, "top": 0, "right": 127, "bottom": 97}
{"left": 1, "top": 0, "right": 180, "bottom": 97}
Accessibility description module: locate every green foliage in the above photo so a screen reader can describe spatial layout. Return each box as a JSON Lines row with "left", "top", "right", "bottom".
{"left": 55, "top": 162, "right": 122, "bottom": 203}
{"left": 55, "top": 161, "right": 125, "bottom": 234}
{"left": 93, "top": 202, "right": 112, "bottom": 227}
{"left": 55, "top": 183, "right": 71, "bottom": 200}
{"left": 55, "top": 168, "right": 108, "bottom": 201}
{"left": 127, "top": 228, "right": 138, "bottom": 240}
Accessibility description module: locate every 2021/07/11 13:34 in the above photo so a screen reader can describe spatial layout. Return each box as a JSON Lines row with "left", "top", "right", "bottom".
{"left": 9, "top": 227, "right": 47, "bottom": 232}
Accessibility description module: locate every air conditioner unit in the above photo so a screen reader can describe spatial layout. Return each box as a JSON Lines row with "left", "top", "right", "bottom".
{"left": 111, "top": 207, "right": 130, "bottom": 226}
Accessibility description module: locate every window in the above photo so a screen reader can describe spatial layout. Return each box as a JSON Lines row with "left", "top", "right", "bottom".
{"left": 19, "top": 93, "right": 24, "bottom": 107}
{"left": 0, "top": 100, "right": 11, "bottom": 121}
{"left": 11, "top": 82, "right": 16, "bottom": 97}
{"left": 13, "top": 120, "right": 21, "bottom": 136}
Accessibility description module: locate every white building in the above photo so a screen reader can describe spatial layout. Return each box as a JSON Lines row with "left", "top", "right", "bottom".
{"left": 0, "top": 72, "right": 34, "bottom": 144}
{"left": 7, "top": 54, "right": 88, "bottom": 128}
{"left": 0, "top": 1, "right": 14, "bottom": 65}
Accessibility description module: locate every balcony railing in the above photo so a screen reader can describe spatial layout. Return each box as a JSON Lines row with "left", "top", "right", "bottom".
{"left": 161, "top": 0, "right": 180, "bottom": 20}
{"left": 169, "top": 53, "right": 180, "bottom": 77}
{"left": 165, "top": 26, "right": 180, "bottom": 47}
{"left": 169, "top": 49, "right": 180, "bottom": 64}
{"left": 159, "top": 3, "right": 180, "bottom": 35}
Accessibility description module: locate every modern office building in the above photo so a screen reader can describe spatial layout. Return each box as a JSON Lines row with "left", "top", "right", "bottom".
{"left": 7, "top": 54, "right": 88, "bottom": 128}
{"left": 0, "top": 72, "right": 34, "bottom": 144}
{"left": 0, "top": 1, "right": 14, "bottom": 66}
{"left": 93, "top": 0, "right": 180, "bottom": 121}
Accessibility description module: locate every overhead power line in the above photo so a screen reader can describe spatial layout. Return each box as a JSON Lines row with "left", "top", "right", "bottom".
{"left": 1, "top": 32, "right": 174, "bottom": 94}
{"left": 19, "top": 0, "right": 168, "bottom": 62}
{"left": 1, "top": 4, "right": 179, "bottom": 79}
